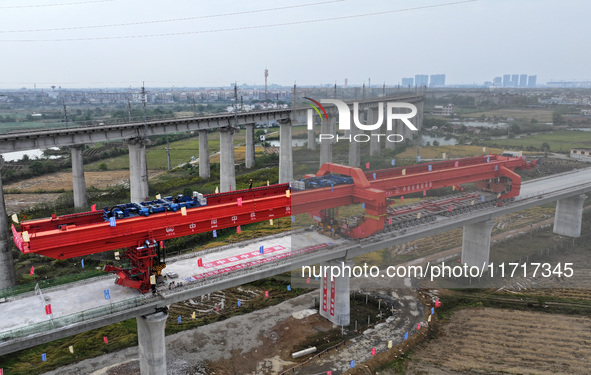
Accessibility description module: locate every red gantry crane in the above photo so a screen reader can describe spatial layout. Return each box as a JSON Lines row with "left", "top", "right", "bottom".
{"left": 12, "top": 154, "right": 537, "bottom": 292}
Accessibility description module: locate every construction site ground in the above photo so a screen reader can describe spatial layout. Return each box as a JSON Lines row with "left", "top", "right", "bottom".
{"left": 39, "top": 289, "right": 425, "bottom": 375}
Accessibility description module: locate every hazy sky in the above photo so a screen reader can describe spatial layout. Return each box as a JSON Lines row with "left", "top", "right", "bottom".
{"left": 0, "top": 0, "right": 588, "bottom": 89}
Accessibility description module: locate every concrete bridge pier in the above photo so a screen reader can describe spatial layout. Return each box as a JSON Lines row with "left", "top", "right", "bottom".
{"left": 137, "top": 309, "right": 168, "bottom": 375}
{"left": 219, "top": 127, "right": 236, "bottom": 192}
{"left": 307, "top": 125, "right": 316, "bottom": 151}
{"left": 319, "top": 259, "right": 351, "bottom": 326}
{"left": 385, "top": 106, "right": 398, "bottom": 150}
{"left": 279, "top": 119, "right": 293, "bottom": 183}
{"left": 198, "top": 130, "right": 210, "bottom": 179}
{"left": 329, "top": 116, "right": 337, "bottom": 144}
{"left": 416, "top": 100, "right": 424, "bottom": 131}
{"left": 306, "top": 109, "right": 316, "bottom": 151}
{"left": 554, "top": 194, "right": 587, "bottom": 237}
{"left": 71, "top": 145, "right": 87, "bottom": 208}
{"left": 319, "top": 119, "right": 332, "bottom": 166}
{"left": 369, "top": 107, "right": 381, "bottom": 157}
{"left": 461, "top": 220, "right": 495, "bottom": 268}
{"left": 127, "top": 138, "right": 149, "bottom": 202}
{"left": 245, "top": 124, "right": 255, "bottom": 169}
{"left": 348, "top": 110, "right": 360, "bottom": 167}
{"left": 0, "top": 156, "right": 16, "bottom": 290}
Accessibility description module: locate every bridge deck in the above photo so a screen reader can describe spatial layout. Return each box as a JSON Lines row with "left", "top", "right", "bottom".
{"left": 0, "top": 167, "right": 590, "bottom": 355}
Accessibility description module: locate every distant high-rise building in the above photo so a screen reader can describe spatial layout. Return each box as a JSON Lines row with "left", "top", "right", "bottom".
{"left": 511, "top": 74, "right": 519, "bottom": 87}
{"left": 503, "top": 74, "right": 511, "bottom": 87}
{"left": 493, "top": 76, "right": 503, "bottom": 87}
{"left": 519, "top": 74, "right": 528, "bottom": 87}
{"left": 415, "top": 74, "right": 429, "bottom": 87}
{"left": 344, "top": 78, "right": 348, "bottom": 88}
{"left": 429, "top": 74, "right": 446, "bottom": 87}
{"left": 527, "top": 75, "right": 537, "bottom": 87}
{"left": 401, "top": 77, "right": 414, "bottom": 87}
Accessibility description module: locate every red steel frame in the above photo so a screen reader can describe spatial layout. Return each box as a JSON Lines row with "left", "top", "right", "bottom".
{"left": 14, "top": 183, "right": 292, "bottom": 259}
{"left": 12, "top": 154, "right": 537, "bottom": 291}
{"left": 290, "top": 154, "right": 537, "bottom": 237}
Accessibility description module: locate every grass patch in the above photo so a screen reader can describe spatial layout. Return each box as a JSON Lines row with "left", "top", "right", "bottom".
{"left": 484, "top": 130, "right": 591, "bottom": 153}
{"left": 0, "top": 319, "right": 139, "bottom": 374}
{"left": 396, "top": 144, "right": 505, "bottom": 159}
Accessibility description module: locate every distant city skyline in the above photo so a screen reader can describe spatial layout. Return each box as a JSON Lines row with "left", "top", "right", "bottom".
{"left": 0, "top": 0, "right": 589, "bottom": 89}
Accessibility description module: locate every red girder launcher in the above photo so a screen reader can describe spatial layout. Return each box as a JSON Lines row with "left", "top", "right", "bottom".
{"left": 12, "top": 184, "right": 292, "bottom": 293}
{"left": 291, "top": 154, "right": 538, "bottom": 238}
{"left": 11, "top": 155, "right": 536, "bottom": 292}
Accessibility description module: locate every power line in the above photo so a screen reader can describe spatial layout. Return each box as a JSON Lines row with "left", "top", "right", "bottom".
{"left": 0, "top": 0, "right": 345, "bottom": 33}
{"left": 0, "top": 0, "right": 478, "bottom": 42}
{"left": 0, "top": 0, "right": 116, "bottom": 9}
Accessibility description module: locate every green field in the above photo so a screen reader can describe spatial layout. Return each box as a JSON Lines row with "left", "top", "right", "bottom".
{"left": 461, "top": 108, "right": 555, "bottom": 122}
{"left": 483, "top": 130, "right": 591, "bottom": 152}
{"left": 85, "top": 132, "right": 247, "bottom": 171}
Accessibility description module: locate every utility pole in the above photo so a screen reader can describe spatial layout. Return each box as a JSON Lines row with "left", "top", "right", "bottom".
{"left": 234, "top": 82, "right": 238, "bottom": 129}
{"left": 264, "top": 68, "right": 269, "bottom": 101}
{"left": 62, "top": 99, "right": 69, "bottom": 127}
{"left": 141, "top": 82, "right": 148, "bottom": 137}
{"left": 127, "top": 99, "right": 132, "bottom": 122}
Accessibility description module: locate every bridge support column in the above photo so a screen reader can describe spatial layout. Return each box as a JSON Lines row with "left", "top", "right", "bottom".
{"left": 128, "top": 138, "right": 149, "bottom": 202}
{"left": 329, "top": 116, "right": 337, "bottom": 144}
{"left": 554, "top": 194, "right": 587, "bottom": 237}
{"left": 0, "top": 157, "right": 16, "bottom": 290}
{"left": 348, "top": 111, "right": 360, "bottom": 167}
{"left": 219, "top": 128, "right": 236, "bottom": 192}
{"left": 306, "top": 108, "right": 317, "bottom": 151}
{"left": 279, "top": 120, "right": 293, "bottom": 183}
{"left": 416, "top": 100, "right": 424, "bottom": 131}
{"left": 137, "top": 309, "right": 168, "bottom": 375}
{"left": 461, "top": 220, "right": 495, "bottom": 268}
{"left": 319, "top": 259, "right": 351, "bottom": 326}
{"left": 198, "top": 130, "right": 210, "bottom": 179}
{"left": 369, "top": 108, "right": 381, "bottom": 157}
{"left": 245, "top": 124, "right": 255, "bottom": 169}
{"left": 319, "top": 119, "right": 332, "bottom": 166}
{"left": 385, "top": 106, "right": 397, "bottom": 150}
{"left": 71, "top": 145, "right": 87, "bottom": 209}
{"left": 307, "top": 125, "right": 316, "bottom": 150}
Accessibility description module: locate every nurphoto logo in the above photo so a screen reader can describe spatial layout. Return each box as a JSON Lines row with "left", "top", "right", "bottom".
{"left": 304, "top": 98, "right": 418, "bottom": 143}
